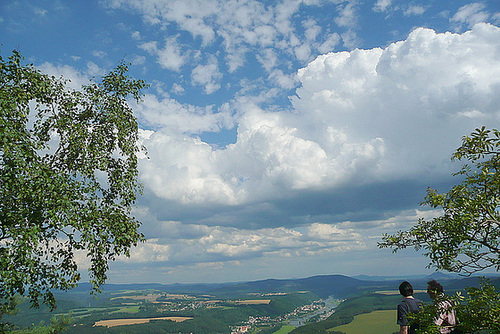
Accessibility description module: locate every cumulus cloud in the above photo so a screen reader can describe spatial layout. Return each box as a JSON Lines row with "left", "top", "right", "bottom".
{"left": 191, "top": 56, "right": 223, "bottom": 94}
{"left": 138, "top": 23, "right": 500, "bottom": 207}
{"left": 132, "top": 94, "right": 233, "bottom": 133}
{"left": 293, "top": 23, "right": 500, "bottom": 176}
{"left": 140, "top": 36, "right": 186, "bottom": 72}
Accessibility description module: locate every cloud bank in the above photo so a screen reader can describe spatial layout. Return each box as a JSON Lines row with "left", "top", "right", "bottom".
{"left": 138, "top": 23, "right": 500, "bottom": 208}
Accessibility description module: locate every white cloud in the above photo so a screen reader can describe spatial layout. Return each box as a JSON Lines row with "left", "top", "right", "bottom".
{"left": 372, "top": 0, "right": 391, "bottom": 13}
{"left": 452, "top": 3, "right": 490, "bottom": 29}
{"left": 335, "top": 1, "right": 358, "bottom": 28}
{"left": 107, "top": 0, "right": 361, "bottom": 72}
{"left": 132, "top": 94, "right": 233, "bottom": 133}
{"left": 268, "top": 69, "right": 297, "bottom": 90}
{"left": 110, "top": 207, "right": 445, "bottom": 278}
{"left": 86, "top": 61, "right": 104, "bottom": 76}
{"left": 117, "top": 213, "right": 366, "bottom": 266}
{"left": 140, "top": 131, "right": 240, "bottom": 205}
{"left": 404, "top": 5, "right": 425, "bottom": 16}
{"left": 119, "top": 239, "right": 171, "bottom": 263}
{"left": 293, "top": 23, "right": 500, "bottom": 177}
{"left": 37, "top": 63, "right": 91, "bottom": 90}
{"left": 131, "top": 30, "right": 141, "bottom": 40}
{"left": 140, "top": 36, "right": 186, "bottom": 72}
{"left": 318, "top": 33, "right": 341, "bottom": 53}
{"left": 191, "top": 56, "right": 223, "bottom": 94}
{"left": 294, "top": 43, "right": 312, "bottom": 62}
{"left": 340, "top": 29, "right": 361, "bottom": 49}
{"left": 137, "top": 23, "right": 500, "bottom": 206}
{"left": 171, "top": 83, "right": 185, "bottom": 95}
{"left": 130, "top": 54, "right": 146, "bottom": 65}
{"left": 139, "top": 102, "right": 384, "bottom": 205}
{"left": 303, "top": 19, "right": 321, "bottom": 41}
{"left": 33, "top": 7, "right": 48, "bottom": 17}
{"left": 256, "top": 48, "right": 278, "bottom": 72}
{"left": 92, "top": 50, "right": 107, "bottom": 58}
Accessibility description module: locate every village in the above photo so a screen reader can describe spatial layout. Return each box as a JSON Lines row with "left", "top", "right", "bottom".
{"left": 230, "top": 298, "right": 335, "bottom": 334}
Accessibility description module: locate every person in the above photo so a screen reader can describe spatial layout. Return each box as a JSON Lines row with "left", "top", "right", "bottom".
{"left": 397, "top": 281, "right": 421, "bottom": 334}
{"left": 427, "top": 280, "right": 457, "bottom": 334}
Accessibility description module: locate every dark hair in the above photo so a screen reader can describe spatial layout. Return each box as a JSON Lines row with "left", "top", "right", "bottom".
{"left": 427, "top": 280, "right": 444, "bottom": 293}
{"left": 399, "top": 281, "right": 414, "bottom": 297}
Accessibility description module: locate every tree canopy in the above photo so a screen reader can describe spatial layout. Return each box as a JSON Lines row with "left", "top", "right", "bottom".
{"left": 379, "top": 126, "right": 500, "bottom": 275}
{"left": 0, "top": 50, "right": 146, "bottom": 314}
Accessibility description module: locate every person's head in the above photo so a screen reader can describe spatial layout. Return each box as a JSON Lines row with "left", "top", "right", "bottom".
{"left": 399, "top": 281, "right": 414, "bottom": 297}
{"left": 427, "top": 279, "right": 443, "bottom": 299}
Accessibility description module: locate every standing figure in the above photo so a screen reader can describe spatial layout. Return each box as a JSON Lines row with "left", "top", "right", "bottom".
{"left": 397, "top": 281, "right": 421, "bottom": 334}
{"left": 427, "top": 280, "right": 457, "bottom": 334}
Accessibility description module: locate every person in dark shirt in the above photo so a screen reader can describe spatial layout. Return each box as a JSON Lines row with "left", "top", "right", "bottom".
{"left": 397, "top": 281, "right": 421, "bottom": 334}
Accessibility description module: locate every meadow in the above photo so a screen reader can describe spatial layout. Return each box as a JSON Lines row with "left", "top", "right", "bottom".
{"left": 330, "top": 310, "right": 398, "bottom": 334}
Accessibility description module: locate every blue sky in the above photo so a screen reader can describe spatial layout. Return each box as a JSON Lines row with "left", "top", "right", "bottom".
{"left": 2, "top": 0, "right": 500, "bottom": 284}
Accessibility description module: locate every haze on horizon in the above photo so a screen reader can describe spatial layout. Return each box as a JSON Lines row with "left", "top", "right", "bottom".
{"left": 2, "top": 0, "right": 500, "bottom": 284}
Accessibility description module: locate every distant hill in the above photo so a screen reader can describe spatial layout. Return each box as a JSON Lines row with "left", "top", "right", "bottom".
{"left": 353, "top": 271, "right": 458, "bottom": 281}
{"left": 72, "top": 275, "right": 395, "bottom": 299}
{"left": 71, "top": 273, "right": 500, "bottom": 299}
{"left": 71, "top": 281, "right": 235, "bottom": 294}
{"left": 209, "top": 274, "right": 397, "bottom": 298}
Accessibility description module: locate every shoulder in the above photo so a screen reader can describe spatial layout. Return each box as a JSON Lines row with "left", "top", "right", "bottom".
{"left": 398, "top": 299, "right": 412, "bottom": 310}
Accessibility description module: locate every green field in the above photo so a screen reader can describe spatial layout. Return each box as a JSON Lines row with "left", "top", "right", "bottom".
{"left": 330, "top": 310, "right": 398, "bottom": 334}
{"left": 273, "top": 325, "right": 296, "bottom": 334}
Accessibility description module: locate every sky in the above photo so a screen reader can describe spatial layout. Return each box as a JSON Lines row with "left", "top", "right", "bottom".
{"left": 2, "top": 0, "right": 500, "bottom": 285}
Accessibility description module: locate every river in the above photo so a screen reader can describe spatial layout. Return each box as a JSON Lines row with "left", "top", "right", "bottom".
{"left": 288, "top": 296, "right": 339, "bottom": 327}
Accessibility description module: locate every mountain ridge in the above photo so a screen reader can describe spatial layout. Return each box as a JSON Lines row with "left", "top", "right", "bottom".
{"left": 70, "top": 273, "right": 500, "bottom": 299}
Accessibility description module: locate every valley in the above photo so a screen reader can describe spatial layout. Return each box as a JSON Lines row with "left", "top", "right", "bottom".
{"left": 4, "top": 273, "right": 499, "bottom": 333}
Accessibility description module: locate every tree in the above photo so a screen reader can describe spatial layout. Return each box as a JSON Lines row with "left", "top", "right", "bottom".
{"left": 379, "top": 127, "right": 500, "bottom": 332}
{"left": 379, "top": 127, "right": 500, "bottom": 275}
{"left": 0, "top": 50, "right": 146, "bottom": 316}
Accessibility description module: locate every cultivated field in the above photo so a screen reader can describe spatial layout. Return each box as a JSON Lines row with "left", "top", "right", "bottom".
{"left": 94, "top": 316, "right": 193, "bottom": 328}
{"left": 330, "top": 310, "right": 398, "bottom": 334}
{"left": 110, "top": 293, "right": 161, "bottom": 303}
{"left": 235, "top": 299, "right": 271, "bottom": 305}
